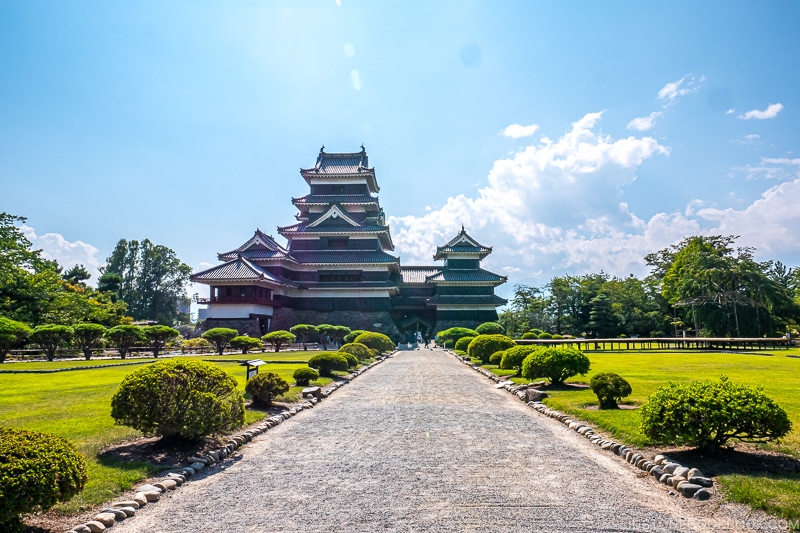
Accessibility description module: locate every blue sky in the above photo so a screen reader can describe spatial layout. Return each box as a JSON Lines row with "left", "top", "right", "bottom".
{"left": 2, "top": 1, "right": 799, "bottom": 304}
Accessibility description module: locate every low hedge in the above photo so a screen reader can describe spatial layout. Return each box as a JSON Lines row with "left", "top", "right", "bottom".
{"left": 0, "top": 428, "right": 88, "bottom": 532}
{"left": 307, "top": 352, "right": 349, "bottom": 376}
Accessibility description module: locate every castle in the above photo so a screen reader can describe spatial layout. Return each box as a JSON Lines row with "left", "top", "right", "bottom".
{"left": 192, "top": 147, "right": 507, "bottom": 340}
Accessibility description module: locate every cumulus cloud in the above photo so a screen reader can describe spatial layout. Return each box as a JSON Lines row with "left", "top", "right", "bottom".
{"left": 627, "top": 111, "right": 663, "bottom": 131}
{"left": 739, "top": 103, "right": 783, "bottom": 120}
{"left": 501, "top": 124, "right": 539, "bottom": 139}
{"left": 350, "top": 70, "right": 361, "bottom": 91}
{"left": 658, "top": 75, "right": 703, "bottom": 105}
{"left": 20, "top": 226, "right": 104, "bottom": 283}
{"left": 391, "top": 112, "right": 800, "bottom": 286}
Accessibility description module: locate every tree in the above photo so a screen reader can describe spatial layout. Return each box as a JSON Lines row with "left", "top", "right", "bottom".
{"left": 201, "top": 328, "right": 239, "bottom": 355}
{"left": 30, "top": 325, "right": 74, "bottom": 361}
{"left": 230, "top": 335, "right": 263, "bottom": 354}
{"left": 586, "top": 293, "right": 616, "bottom": 338}
{"left": 262, "top": 330, "right": 296, "bottom": 352}
{"left": 290, "top": 324, "right": 318, "bottom": 350}
{"left": 245, "top": 372, "right": 289, "bottom": 407}
{"left": 105, "top": 325, "right": 145, "bottom": 359}
{"left": 72, "top": 323, "right": 106, "bottom": 360}
{"left": 0, "top": 317, "right": 32, "bottom": 363}
{"left": 142, "top": 325, "right": 180, "bottom": 358}
{"left": 62, "top": 264, "right": 91, "bottom": 286}
{"left": 100, "top": 238, "right": 192, "bottom": 325}
{"left": 330, "top": 325, "right": 351, "bottom": 347}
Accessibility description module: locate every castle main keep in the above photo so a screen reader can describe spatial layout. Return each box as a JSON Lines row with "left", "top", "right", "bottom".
{"left": 192, "top": 147, "right": 507, "bottom": 340}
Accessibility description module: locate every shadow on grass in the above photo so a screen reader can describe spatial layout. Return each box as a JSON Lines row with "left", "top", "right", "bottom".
{"left": 664, "top": 446, "right": 800, "bottom": 478}
{"left": 541, "top": 382, "right": 590, "bottom": 392}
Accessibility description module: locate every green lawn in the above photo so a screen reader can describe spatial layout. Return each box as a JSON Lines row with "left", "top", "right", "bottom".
{"left": 483, "top": 348, "right": 800, "bottom": 524}
{"left": 0, "top": 357, "right": 330, "bottom": 514}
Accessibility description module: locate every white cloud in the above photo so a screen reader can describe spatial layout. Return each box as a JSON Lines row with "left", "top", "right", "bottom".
{"left": 391, "top": 112, "right": 800, "bottom": 286}
{"left": 734, "top": 156, "right": 800, "bottom": 181}
{"left": 350, "top": 69, "right": 361, "bottom": 91}
{"left": 343, "top": 43, "right": 355, "bottom": 58}
{"left": 739, "top": 103, "right": 784, "bottom": 120}
{"left": 657, "top": 75, "right": 702, "bottom": 105}
{"left": 627, "top": 111, "right": 663, "bottom": 131}
{"left": 20, "top": 226, "right": 104, "bottom": 283}
{"left": 501, "top": 124, "right": 539, "bottom": 139}
{"left": 744, "top": 134, "right": 760, "bottom": 140}
{"left": 725, "top": 108, "right": 735, "bottom": 115}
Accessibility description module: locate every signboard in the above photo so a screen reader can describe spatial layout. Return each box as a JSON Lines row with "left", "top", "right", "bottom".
{"left": 247, "top": 367, "right": 258, "bottom": 381}
{"left": 241, "top": 359, "right": 266, "bottom": 381}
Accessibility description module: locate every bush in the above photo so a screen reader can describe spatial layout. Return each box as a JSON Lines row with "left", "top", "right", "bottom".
{"left": 293, "top": 367, "right": 319, "bottom": 386}
{"left": 340, "top": 351, "right": 358, "bottom": 368}
{"left": 530, "top": 328, "right": 542, "bottom": 335}
{"left": 437, "top": 327, "right": 478, "bottom": 348}
{"left": 307, "top": 352, "right": 349, "bottom": 376}
{"left": 230, "top": 336, "right": 263, "bottom": 354}
{"left": 537, "top": 332, "right": 553, "bottom": 339}
{"left": 110, "top": 359, "right": 245, "bottom": 440}
{"left": 453, "top": 350, "right": 467, "bottom": 356}
{"left": 245, "top": 372, "right": 289, "bottom": 407}
{"left": 551, "top": 334, "right": 563, "bottom": 340}
{"left": 640, "top": 376, "right": 792, "bottom": 450}
{"left": 343, "top": 329, "right": 367, "bottom": 344}
{"left": 201, "top": 327, "right": 239, "bottom": 355}
{"left": 467, "top": 334, "right": 516, "bottom": 364}
{"left": 339, "top": 342, "right": 372, "bottom": 361}
{"left": 488, "top": 350, "right": 505, "bottom": 365}
{"left": 499, "top": 345, "right": 539, "bottom": 375}
{"left": 454, "top": 336, "right": 476, "bottom": 352}
{"left": 353, "top": 332, "right": 395, "bottom": 354}
{"left": 589, "top": 372, "right": 632, "bottom": 408}
{"left": 181, "top": 337, "right": 212, "bottom": 354}
{"left": 521, "top": 346, "right": 591, "bottom": 384}
{"left": 520, "top": 332, "right": 537, "bottom": 340}
{"left": 262, "top": 330, "right": 296, "bottom": 352}
{"left": 0, "top": 428, "right": 88, "bottom": 532}
{"left": 476, "top": 322, "right": 504, "bottom": 335}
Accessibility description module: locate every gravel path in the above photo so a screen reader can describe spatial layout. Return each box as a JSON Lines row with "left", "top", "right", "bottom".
{"left": 113, "top": 349, "right": 784, "bottom": 532}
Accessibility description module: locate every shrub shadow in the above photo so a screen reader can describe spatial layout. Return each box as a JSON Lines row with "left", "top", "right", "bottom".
{"left": 663, "top": 446, "right": 800, "bottom": 478}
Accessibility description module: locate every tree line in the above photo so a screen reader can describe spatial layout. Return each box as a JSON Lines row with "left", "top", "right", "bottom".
{"left": 499, "top": 235, "right": 800, "bottom": 339}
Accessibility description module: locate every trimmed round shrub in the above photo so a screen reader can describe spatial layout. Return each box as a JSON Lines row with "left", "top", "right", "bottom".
{"left": 530, "top": 328, "right": 542, "bottom": 335}
{"left": 520, "top": 332, "right": 537, "bottom": 340}
{"left": 293, "top": 366, "right": 319, "bottom": 386}
{"left": 343, "top": 329, "right": 367, "bottom": 344}
{"left": 589, "top": 372, "right": 632, "bottom": 408}
{"left": 467, "top": 334, "right": 516, "bottom": 364}
{"left": 488, "top": 350, "right": 506, "bottom": 365}
{"left": 230, "top": 335, "right": 263, "bottom": 354}
{"left": 521, "top": 346, "right": 591, "bottom": 384}
{"left": 640, "top": 376, "right": 792, "bottom": 450}
{"left": 339, "top": 342, "right": 372, "bottom": 361}
{"left": 476, "top": 322, "right": 504, "bottom": 335}
{"left": 245, "top": 372, "right": 289, "bottom": 407}
{"left": 307, "top": 352, "right": 349, "bottom": 376}
{"left": 0, "top": 428, "right": 88, "bottom": 532}
{"left": 437, "top": 327, "right": 479, "bottom": 348}
{"left": 340, "top": 351, "right": 358, "bottom": 368}
{"left": 537, "top": 332, "right": 553, "bottom": 339}
{"left": 111, "top": 359, "right": 245, "bottom": 440}
{"left": 454, "top": 335, "right": 476, "bottom": 352}
{"left": 499, "top": 345, "right": 539, "bottom": 375}
{"left": 551, "top": 334, "right": 564, "bottom": 340}
{"left": 353, "top": 332, "right": 395, "bottom": 354}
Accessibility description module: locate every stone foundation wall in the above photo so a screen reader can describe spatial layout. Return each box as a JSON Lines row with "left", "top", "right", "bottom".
{"left": 271, "top": 308, "right": 401, "bottom": 340}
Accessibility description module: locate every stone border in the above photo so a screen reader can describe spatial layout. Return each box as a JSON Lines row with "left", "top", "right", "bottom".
{"left": 450, "top": 351, "right": 715, "bottom": 501}
{"left": 64, "top": 353, "right": 394, "bottom": 533}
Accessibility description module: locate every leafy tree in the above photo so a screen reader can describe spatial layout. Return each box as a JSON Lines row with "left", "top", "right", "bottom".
{"left": 0, "top": 317, "right": 32, "bottom": 363}
{"left": 72, "top": 323, "right": 106, "bottom": 360}
{"left": 201, "top": 327, "right": 239, "bottom": 355}
{"left": 467, "top": 334, "right": 516, "bottom": 364}
{"left": 589, "top": 372, "right": 632, "bottom": 408}
{"left": 230, "top": 335, "right": 263, "bottom": 354}
{"left": 245, "top": 372, "right": 289, "bottom": 407}
{"left": 499, "top": 345, "right": 538, "bottom": 376}
{"left": 262, "top": 330, "right": 296, "bottom": 352}
{"left": 641, "top": 376, "right": 792, "bottom": 450}
{"left": 100, "top": 238, "right": 192, "bottom": 325}
{"left": 330, "top": 325, "right": 352, "bottom": 347}
{"left": 142, "top": 325, "right": 180, "bottom": 357}
{"left": 62, "top": 264, "right": 91, "bottom": 286}
{"left": 521, "top": 346, "right": 591, "bottom": 384}
{"left": 316, "top": 324, "right": 337, "bottom": 349}
{"left": 105, "top": 324, "right": 145, "bottom": 359}
{"left": 290, "top": 324, "right": 318, "bottom": 350}
{"left": 30, "top": 325, "right": 74, "bottom": 361}
{"left": 111, "top": 359, "right": 245, "bottom": 440}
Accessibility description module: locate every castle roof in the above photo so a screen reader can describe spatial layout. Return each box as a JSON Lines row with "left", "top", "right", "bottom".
{"left": 425, "top": 268, "right": 507, "bottom": 284}
{"left": 399, "top": 266, "right": 441, "bottom": 284}
{"left": 434, "top": 226, "right": 492, "bottom": 260}
{"left": 191, "top": 256, "right": 292, "bottom": 285}
{"left": 218, "top": 229, "right": 288, "bottom": 262}
{"left": 288, "top": 250, "right": 399, "bottom": 265}
{"left": 300, "top": 146, "right": 378, "bottom": 192}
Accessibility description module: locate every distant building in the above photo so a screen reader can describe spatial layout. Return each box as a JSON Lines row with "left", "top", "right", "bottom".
{"left": 191, "top": 147, "right": 506, "bottom": 340}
